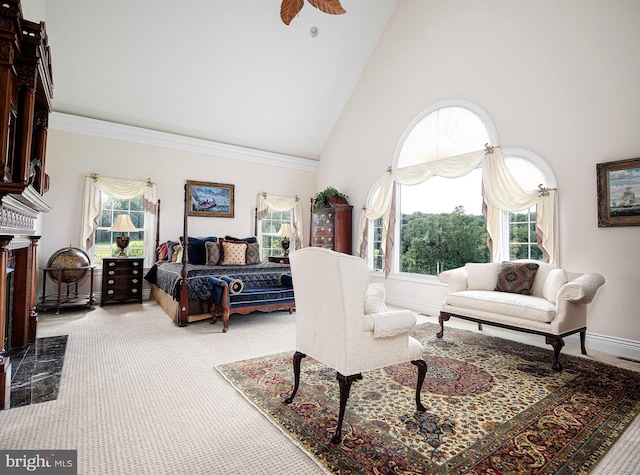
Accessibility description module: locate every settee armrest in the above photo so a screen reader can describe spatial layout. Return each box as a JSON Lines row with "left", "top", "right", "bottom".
{"left": 362, "top": 310, "right": 417, "bottom": 338}
{"left": 438, "top": 267, "right": 467, "bottom": 292}
{"left": 556, "top": 273, "right": 605, "bottom": 304}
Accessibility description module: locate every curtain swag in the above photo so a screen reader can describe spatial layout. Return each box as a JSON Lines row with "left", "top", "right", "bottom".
{"left": 358, "top": 147, "right": 558, "bottom": 276}
{"left": 257, "top": 193, "right": 304, "bottom": 250}
{"left": 81, "top": 174, "right": 157, "bottom": 267}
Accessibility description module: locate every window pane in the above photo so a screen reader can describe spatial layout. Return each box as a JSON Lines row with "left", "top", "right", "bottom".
{"left": 399, "top": 169, "right": 488, "bottom": 275}
{"left": 260, "top": 209, "right": 292, "bottom": 259}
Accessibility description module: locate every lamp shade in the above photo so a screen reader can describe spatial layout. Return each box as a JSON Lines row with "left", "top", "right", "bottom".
{"left": 110, "top": 214, "right": 137, "bottom": 233}
{"left": 278, "top": 223, "right": 294, "bottom": 238}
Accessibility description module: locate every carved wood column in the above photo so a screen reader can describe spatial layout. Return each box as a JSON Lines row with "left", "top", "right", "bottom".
{"left": 15, "top": 63, "right": 37, "bottom": 185}
{"left": 28, "top": 236, "right": 40, "bottom": 342}
{"left": 0, "top": 235, "right": 13, "bottom": 409}
{"left": 33, "top": 109, "right": 49, "bottom": 193}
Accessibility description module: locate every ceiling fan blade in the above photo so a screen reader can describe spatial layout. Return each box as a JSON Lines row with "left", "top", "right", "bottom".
{"left": 307, "top": 0, "right": 346, "bottom": 15}
{"left": 281, "top": 0, "right": 304, "bottom": 25}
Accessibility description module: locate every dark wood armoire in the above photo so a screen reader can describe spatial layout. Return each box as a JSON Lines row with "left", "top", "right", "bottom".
{"left": 0, "top": 1, "right": 53, "bottom": 409}
{"left": 309, "top": 198, "right": 353, "bottom": 255}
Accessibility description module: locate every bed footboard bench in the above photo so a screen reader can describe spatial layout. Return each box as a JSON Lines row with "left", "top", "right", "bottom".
{"left": 208, "top": 274, "right": 295, "bottom": 332}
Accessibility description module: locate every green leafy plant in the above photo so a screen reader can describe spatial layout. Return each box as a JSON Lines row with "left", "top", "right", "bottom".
{"left": 313, "top": 187, "right": 348, "bottom": 209}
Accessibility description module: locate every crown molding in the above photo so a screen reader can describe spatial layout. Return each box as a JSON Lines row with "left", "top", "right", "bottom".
{"left": 49, "top": 112, "right": 318, "bottom": 173}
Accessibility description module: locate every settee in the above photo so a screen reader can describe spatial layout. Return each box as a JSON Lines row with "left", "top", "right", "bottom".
{"left": 208, "top": 273, "right": 295, "bottom": 332}
{"left": 437, "top": 260, "right": 605, "bottom": 371}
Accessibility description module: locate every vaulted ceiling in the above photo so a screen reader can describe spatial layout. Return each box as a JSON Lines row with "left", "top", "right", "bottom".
{"left": 29, "top": 0, "right": 398, "bottom": 159}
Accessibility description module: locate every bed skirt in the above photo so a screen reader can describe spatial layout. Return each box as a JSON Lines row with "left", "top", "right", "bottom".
{"left": 149, "top": 285, "right": 210, "bottom": 323}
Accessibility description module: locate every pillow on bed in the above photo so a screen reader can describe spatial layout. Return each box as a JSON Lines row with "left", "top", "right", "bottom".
{"left": 220, "top": 240, "right": 248, "bottom": 266}
{"left": 205, "top": 241, "right": 221, "bottom": 265}
{"left": 171, "top": 244, "right": 183, "bottom": 263}
{"left": 166, "top": 240, "right": 179, "bottom": 262}
{"left": 181, "top": 236, "right": 218, "bottom": 265}
{"left": 224, "top": 235, "right": 258, "bottom": 244}
{"left": 156, "top": 242, "right": 169, "bottom": 261}
{"left": 246, "top": 242, "right": 260, "bottom": 264}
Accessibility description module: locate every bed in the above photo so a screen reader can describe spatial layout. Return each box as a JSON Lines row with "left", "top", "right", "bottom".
{"left": 144, "top": 194, "right": 295, "bottom": 328}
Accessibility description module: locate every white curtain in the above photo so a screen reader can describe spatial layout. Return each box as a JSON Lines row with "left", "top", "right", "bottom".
{"left": 81, "top": 175, "right": 157, "bottom": 267}
{"left": 358, "top": 147, "right": 558, "bottom": 275}
{"left": 256, "top": 193, "right": 304, "bottom": 250}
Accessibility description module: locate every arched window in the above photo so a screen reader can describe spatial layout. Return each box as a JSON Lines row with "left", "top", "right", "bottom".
{"left": 361, "top": 100, "right": 557, "bottom": 276}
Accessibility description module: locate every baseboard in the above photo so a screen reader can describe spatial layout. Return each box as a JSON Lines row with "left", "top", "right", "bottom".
{"left": 386, "top": 296, "right": 440, "bottom": 317}
{"left": 387, "top": 296, "right": 640, "bottom": 362}
{"left": 585, "top": 332, "right": 640, "bottom": 363}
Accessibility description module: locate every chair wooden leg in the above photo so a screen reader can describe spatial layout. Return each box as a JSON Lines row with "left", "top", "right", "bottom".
{"left": 545, "top": 336, "right": 565, "bottom": 372}
{"left": 284, "top": 352, "right": 306, "bottom": 404}
{"left": 332, "top": 372, "right": 362, "bottom": 444}
{"left": 411, "top": 359, "right": 427, "bottom": 412}
{"left": 436, "top": 312, "right": 450, "bottom": 338}
{"left": 580, "top": 330, "right": 587, "bottom": 355}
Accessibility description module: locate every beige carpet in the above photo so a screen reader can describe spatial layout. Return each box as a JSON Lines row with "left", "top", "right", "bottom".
{"left": 0, "top": 302, "right": 638, "bottom": 474}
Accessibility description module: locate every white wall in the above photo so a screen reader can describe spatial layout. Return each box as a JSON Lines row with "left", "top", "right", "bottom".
{"left": 318, "top": 0, "right": 640, "bottom": 351}
{"left": 38, "top": 118, "right": 316, "bottom": 292}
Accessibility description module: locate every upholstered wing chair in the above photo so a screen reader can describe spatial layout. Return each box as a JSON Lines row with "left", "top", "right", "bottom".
{"left": 285, "top": 247, "right": 427, "bottom": 444}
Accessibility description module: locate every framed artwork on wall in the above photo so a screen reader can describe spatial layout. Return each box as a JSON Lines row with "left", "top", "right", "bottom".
{"left": 186, "top": 180, "right": 235, "bottom": 218}
{"left": 597, "top": 157, "right": 640, "bottom": 227}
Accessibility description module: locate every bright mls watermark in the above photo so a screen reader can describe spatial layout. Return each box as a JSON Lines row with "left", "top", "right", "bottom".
{"left": 0, "top": 451, "right": 76, "bottom": 474}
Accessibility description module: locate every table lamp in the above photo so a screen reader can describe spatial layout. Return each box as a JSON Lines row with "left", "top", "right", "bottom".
{"left": 279, "top": 223, "right": 294, "bottom": 256}
{"left": 110, "top": 214, "right": 137, "bottom": 258}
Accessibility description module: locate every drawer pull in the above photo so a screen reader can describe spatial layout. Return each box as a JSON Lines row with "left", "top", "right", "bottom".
{"left": 132, "top": 289, "right": 138, "bottom": 293}
{"left": 133, "top": 270, "right": 139, "bottom": 275}
{"left": 108, "top": 262, "right": 115, "bottom": 267}
{"left": 108, "top": 280, "right": 114, "bottom": 285}
{"left": 107, "top": 290, "right": 114, "bottom": 295}
{"left": 133, "top": 261, "right": 140, "bottom": 266}
{"left": 109, "top": 271, "right": 115, "bottom": 275}
{"left": 132, "top": 279, "right": 139, "bottom": 284}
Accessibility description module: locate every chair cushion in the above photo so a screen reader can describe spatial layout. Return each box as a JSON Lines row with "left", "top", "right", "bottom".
{"left": 465, "top": 262, "right": 500, "bottom": 290}
{"left": 445, "top": 290, "right": 556, "bottom": 323}
{"left": 364, "top": 283, "right": 387, "bottom": 314}
{"left": 542, "top": 268, "right": 568, "bottom": 303}
{"left": 227, "top": 286, "right": 295, "bottom": 308}
{"left": 495, "top": 262, "right": 539, "bottom": 295}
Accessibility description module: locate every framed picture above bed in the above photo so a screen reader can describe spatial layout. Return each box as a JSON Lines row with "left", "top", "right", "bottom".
{"left": 597, "top": 157, "right": 640, "bottom": 227}
{"left": 186, "top": 180, "right": 235, "bottom": 218}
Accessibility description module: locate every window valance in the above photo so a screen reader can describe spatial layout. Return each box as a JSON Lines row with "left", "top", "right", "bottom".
{"left": 257, "top": 193, "right": 304, "bottom": 250}
{"left": 81, "top": 174, "right": 157, "bottom": 266}
{"left": 358, "top": 147, "right": 558, "bottom": 275}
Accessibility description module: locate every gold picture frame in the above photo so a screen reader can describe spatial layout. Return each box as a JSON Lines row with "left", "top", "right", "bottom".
{"left": 597, "top": 157, "right": 640, "bottom": 227}
{"left": 186, "top": 180, "right": 235, "bottom": 218}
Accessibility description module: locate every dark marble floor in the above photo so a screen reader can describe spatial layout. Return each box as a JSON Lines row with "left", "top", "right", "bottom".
{"left": 8, "top": 335, "right": 68, "bottom": 408}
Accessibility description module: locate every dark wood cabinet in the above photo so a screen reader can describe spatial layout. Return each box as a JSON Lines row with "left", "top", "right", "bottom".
{"left": 101, "top": 258, "right": 144, "bottom": 306}
{"left": 0, "top": 1, "right": 53, "bottom": 409}
{"left": 310, "top": 203, "right": 353, "bottom": 255}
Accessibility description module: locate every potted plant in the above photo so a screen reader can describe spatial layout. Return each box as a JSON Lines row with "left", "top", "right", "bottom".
{"left": 313, "top": 187, "right": 349, "bottom": 209}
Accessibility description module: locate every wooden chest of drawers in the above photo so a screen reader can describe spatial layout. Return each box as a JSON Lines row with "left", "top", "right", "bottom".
{"left": 310, "top": 205, "right": 352, "bottom": 254}
{"left": 100, "top": 258, "right": 144, "bottom": 306}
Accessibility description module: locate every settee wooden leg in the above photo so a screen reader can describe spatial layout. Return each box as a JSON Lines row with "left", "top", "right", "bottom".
{"left": 222, "top": 310, "right": 230, "bottom": 333}
{"left": 284, "top": 352, "right": 306, "bottom": 404}
{"left": 436, "top": 313, "right": 450, "bottom": 338}
{"left": 546, "top": 336, "right": 565, "bottom": 372}
{"left": 411, "top": 359, "right": 427, "bottom": 412}
{"left": 580, "top": 330, "right": 587, "bottom": 355}
{"left": 332, "top": 372, "right": 362, "bottom": 444}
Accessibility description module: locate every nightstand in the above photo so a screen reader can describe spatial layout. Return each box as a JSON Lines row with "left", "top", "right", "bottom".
{"left": 101, "top": 258, "right": 144, "bottom": 306}
{"left": 268, "top": 256, "right": 289, "bottom": 264}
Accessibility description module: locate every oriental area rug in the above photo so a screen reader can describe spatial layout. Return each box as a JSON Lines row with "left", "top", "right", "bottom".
{"left": 216, "top": 324, "right": 640, "bottom": 475}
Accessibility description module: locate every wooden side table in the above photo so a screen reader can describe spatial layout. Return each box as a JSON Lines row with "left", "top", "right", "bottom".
{"left": 268, "top": 256, "right": 289, "bottom": 264}
{"left": 101, "top": 258, "right": 144, "bottom": 306}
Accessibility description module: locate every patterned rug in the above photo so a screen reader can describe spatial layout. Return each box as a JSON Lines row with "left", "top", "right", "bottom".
{"left": 217, "top": 324, "right": 640, "bottom": 474}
